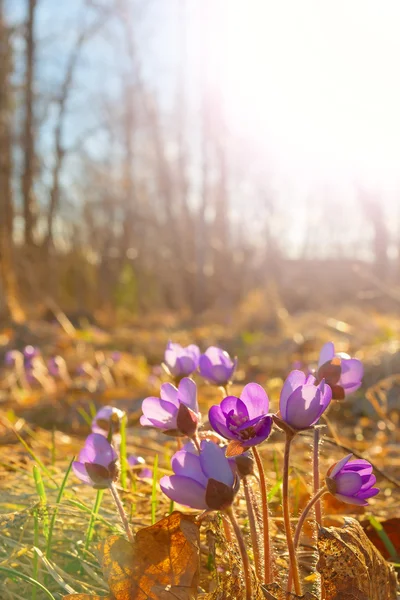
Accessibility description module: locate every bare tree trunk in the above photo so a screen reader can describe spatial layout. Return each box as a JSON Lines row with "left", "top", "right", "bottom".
{"left": 0, "top": 1, "right": 25, "bottom": 322}
{"left": 22, "top": 0, "right": 37, "bottom": 247}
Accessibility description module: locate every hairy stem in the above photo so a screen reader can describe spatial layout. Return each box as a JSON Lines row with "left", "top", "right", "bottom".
{"left": 109, "top": 482, "right": 134, "bottom": 543}
{"left": 243, "top": 476, "right": 262, "bottom": 581}
{"left": 252, "top": 446, "right": 272, "bottom": 584}
{"left": 283, "top": 434, "right": 302, "bottom": 596}
{"left": 313, "top": 427, "right": 322, "bottom": 527}
{"left": 225, "top": 507, "right": 253, "bottom": 600}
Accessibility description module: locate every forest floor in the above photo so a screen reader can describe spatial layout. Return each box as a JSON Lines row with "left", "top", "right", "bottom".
{"left": 0, "top": 304, "right": 399, "bottom": 599}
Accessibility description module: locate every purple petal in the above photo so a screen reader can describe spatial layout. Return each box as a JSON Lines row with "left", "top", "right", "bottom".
{"left": 342, "top": 381, "right": 362, "bottom": 395}
{"left": 335, "top": 472, "right": 362, "bottom": 495}
{"left": 340, "top": 358, "right": 363, "bottom": 387}
{"left": 330, "top": 454, "right": 352, "bottom": 478}
{"left": 171, "top": 449, "right": 208, "bottom": 487}
{"left": 356, "top": 487, "right": 379, "bottom": 500}
{"left": 334, "top": 492, "right": 368, "bottom": 506}
{"left": 187, "top": 344, "right": 200, "bottom": 360}
{"left": 199, "top": 354, "right": 214, "bottom": 380}
{"left": 159, "top": 383, "right": 179, "bottom": 406}
{"left": 285, "top": 385, "right": 323, "bottom": 429}
{"left": 141, "top": 397, "right": 178, "bottom": 429}
{"left": 72, "top": 461, "right": 92, "bottom": 485}
{"left": 240, "top": 383, "right": 269, "bottom": 417}
{"left": 359, "top": 474, "right": 376, "bottom": 492}
{"left": 160, "top": 475, "right": 207, "bottom": 509}
{"left": 208, "top": 405, "right": 235, "bottom": 439}
{"left": 128, "top": 455, "right": 145, "bottom": 467}
{"left": 78, "top": 434, "right": 117, "bottom": 468}
{"left": 178, "top": 377, "right": 198, "bottom": 412}
{"left": 199, "top": 440, "right": 234, "bottom": 487}
{"left": 241, "top": 416, "right": 273, "bottom": 447}
{"left": 318, "top": 342, "right": 335, "bottom": 367}
{"left": 280, "top": 371, "right": 307, "bottom": 419}
{"left": 220, "top": 396, "right": 249, "bottom": 419}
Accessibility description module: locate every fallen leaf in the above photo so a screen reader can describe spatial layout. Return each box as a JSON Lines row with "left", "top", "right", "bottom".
{"left": 63, "top": 511, "right": 200, "bottom": 600}
{"left": 362, "top": 517, "right": 400, "bottom": 561}
{"left": 317, "top": 518, "right": 398, "bottom": 600}
{"left": 63, "top": 596, "right": 111, "bottom": 600}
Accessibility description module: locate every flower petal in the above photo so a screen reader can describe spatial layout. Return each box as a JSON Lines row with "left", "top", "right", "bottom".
{"left": 240, "top": 383, "right": 269, "bottom": 417}
{"left": 141, "top": 397, "right": 178, "bottom": 429}
{"left": 160, "top": 475, "right": 207, "bottom": 509}
{"left": 220, "top": 396, "right": 249, "bottom": 419}
{"left": 171, "top": 450, "right": 208, "bottom": 487}
{"left": 329, "top": 454, "right": 353, "bottom": 478}
{"left": 280, "top": 370, "right": 306, "bottom": 419}
{"left": 333, "top": 493, "right": 368, "bottom": 506}
{"left": 340, "top": 358, "right": 363, "bottom": 387}
{"left": 78, "top": 433, "right": 117, "bottom": 468}
{"left": 318, "top": 342, "right": 335, "bottom": 367}
{"left": 178, "top": 377, "right": 198, "bottom": 412}
{"left": 199, "top": 440, "right": 234, "bottom": 487}
{"left": 335, "top": 471, "right": 362, "bottom": 495}
{"left": 159, "top": 383, "right": 179, "bottom": 406}
{"left": 208, "top": 405, "right": 235, "bottom": 439}
{"left": 72, "top": 461, "right": 92, "bottom": 485}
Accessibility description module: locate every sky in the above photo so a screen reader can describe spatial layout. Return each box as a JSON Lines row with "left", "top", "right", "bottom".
{"left": 7, "top": 0, "right": 400, "bottom": 255}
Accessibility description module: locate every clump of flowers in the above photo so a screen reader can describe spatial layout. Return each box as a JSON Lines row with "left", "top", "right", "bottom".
{"left": 70, "top": 339, "right": 380, "bottom": 600}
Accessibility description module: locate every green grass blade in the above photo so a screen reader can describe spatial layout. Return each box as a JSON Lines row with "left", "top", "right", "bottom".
{"left": 46, "top": 457, "right": 74, "bottom": 559}
{"left": 15, "top": 431, "right": 57, "bottom": 486}
{"left": 84, "top": 489, "right": 104, "bottom": 553}
{"left": 33, "top": 465, "right": 49, "bottom": 539}
{"left": 0, "top": 566, "right": 56, "bottom": 600}
{"left": 368, "top": 515, "right": 399, "bottom": 561}
{"left": 32, "top": 509, "right": 39, "bottom": 600}
{"left": 77, "top": 407, "right": 93, "bottom": 428}
{"left": 267, "top": 477, "right": 283, "bottom": 502}
{"left": 151, "top": 454, "right": 158, "bottom": 525}
{"left": 120, "top": 413, "right": 128, "bottom": 489}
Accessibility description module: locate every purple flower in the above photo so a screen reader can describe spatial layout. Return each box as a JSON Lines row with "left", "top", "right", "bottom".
{"left": 92, "top": 406, "right": 125, "bottom": 436}
{"left": 160, "top": 440, "right": 238, "bottom": 510}
{"left": 318, "top": 342, "right": 363, "bottom": 399}
{"left": 140, "top": 377, "right": 199, "bottom": 437}
{"left": 199, "top": 346, "right": 237, "bottom": 386}
{"left": 326, "top": 454, "right": 379, "bottom": 506}
{"left": 128, "top": 455, "right": 151, "bottom": 479}
{"left": 163, "top": 342, "right": 200, "bottom": 378}
{"left": 72, "top": 433, "right": 118, "bottom": 488}
{"left": 48, "top": 357, "right": 60, "bottom": 377}
{"left": 23, "top": 345, "right": 40, "bottom": 360}
{"left": 279, "top": 370, "right": 332, "bottom": 431}
{"left": 111, "top": 351, "right": 122, "bottom": 363}
{"left": 208, "top": 383, "right": 272, "bottom": 453}
{"left": 4, "top": 350, "right": 17, "bottom": 366}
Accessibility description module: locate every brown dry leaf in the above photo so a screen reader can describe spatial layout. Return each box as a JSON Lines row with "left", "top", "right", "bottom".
{"left": 362, "top": 517, "right": 400, "bottom": 561}
{"left": 317, "top": 517, "right": 398, "bottom": 600}
{"left": 64, "top": 511, "right": 200, "bottom": 600}
{"left": 261, "top": 583, "right": 318, "bottom": 599}
{"left": 63, "top": 596, "right": 111, "bottom": 600}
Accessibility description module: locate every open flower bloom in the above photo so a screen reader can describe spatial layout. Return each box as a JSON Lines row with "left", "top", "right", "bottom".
{"left": 160, "top": 440, "right": 238, "bottom": 510}
{"left": 279, "top": 370, "right": 332, "bottom": 431}
{"left": 199, "top": 346, "right": 237, "bottom": 386}
{"left": 128, "top": 455, "right": 152, "bottom": 479}
{"left": 140, "top": 377, "right": 199, "bottom": 437}
{"left": 92, "top": 406, "right": 125, "bottom": 437}
{"left": 318, "top": 342, "right": 363, "bottom": 399}
{"left": 326, "top": 454, "right": 379, "bottom": 505}
{"left": 72, "top": 433, "right": 118, "bottom": 489}
{"left": 208, "top": 383, "right": 272, "bottom": 452}
{"left": 163, "top": 342, "right": 200, "bottom": 378}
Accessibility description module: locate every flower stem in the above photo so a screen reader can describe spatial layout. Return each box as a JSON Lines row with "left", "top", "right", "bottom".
{"left": 252, "top": 446, "right": 272, "bottom": 584}
{"left": 282, "top": 434, "right": 302, "bottom": 596}
{"left": 287, "top": 486, "right": 328, "bottom": 594}
{"left": 225, "top": 507, "right": 253, "bottom": 600}
{"left": 109, "top": 482, "right": 134, "bottom": 543}
{"left": 313, "top": 427, "right": 322, "bottom": 527}
{"left": 243, "top": 476, "right": 262, "bottom": 581}
{"left": 192, "top": 433, "right": 201, "bottom": 452}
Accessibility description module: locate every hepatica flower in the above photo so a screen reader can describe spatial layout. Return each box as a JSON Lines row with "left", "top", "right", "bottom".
{"left": 72, "top": 433, "right": 118, "bottom": 488}
{"left": 92, "top": 406, "right": 125, "bottom": 437}
{"left": 160, "top": 440, "right": 239, "bottom": 510}
{"left": 163, "top": 342, "right": 200, "bottom": 378}
{"left": 317, "top": 341, "right": 363, "bottom": 399}
{"left": 326, "top": 454, "right": 379, "bottom": 505}
{"left": 199, "top": 346, "right": 237, "bottom": 386}
{"left": 128, "top": 455, "right": 152, "bottom": 479}
{"left": 209, "top": 383, "right": 272, "bottom": 453}
{"left": 279, "top": 370, "right": 332, "bottom": 431}
{"left": 140, "top": 377, "right": 200, "bottom": 437}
